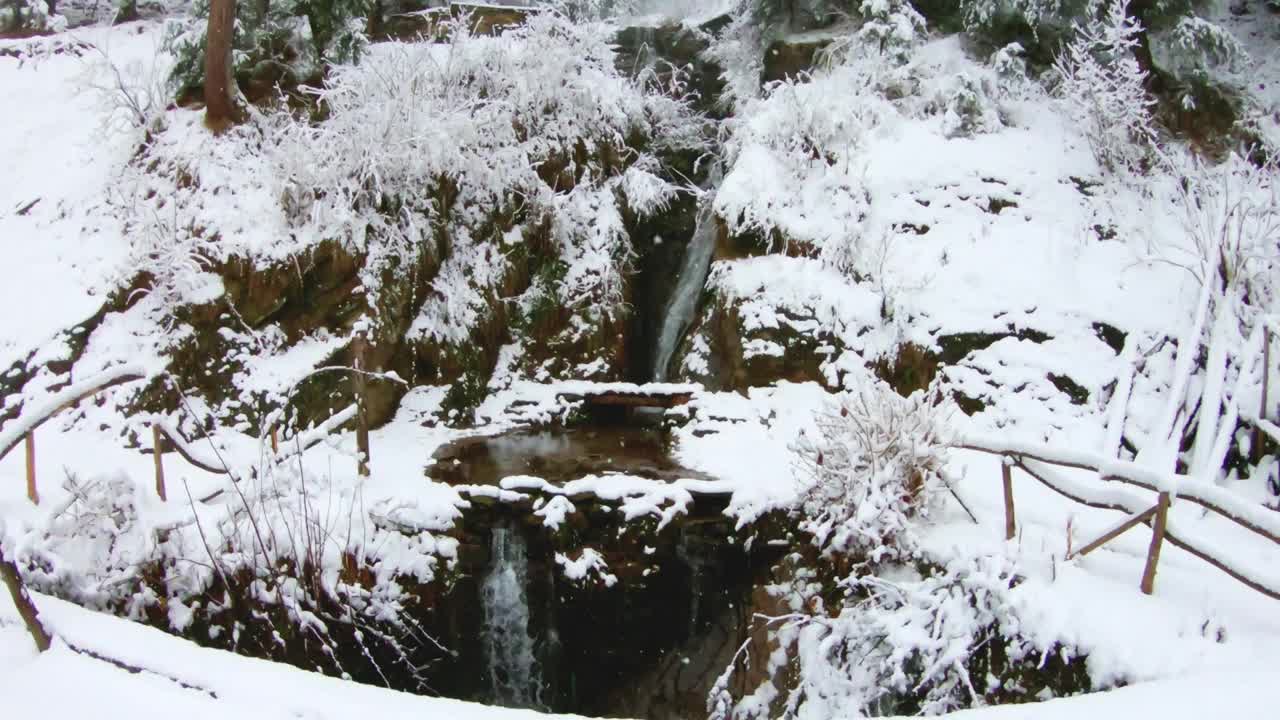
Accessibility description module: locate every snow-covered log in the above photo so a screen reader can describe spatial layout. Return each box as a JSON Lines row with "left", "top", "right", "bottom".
{"left": 155, "top": 421, "right": 229, "bottom": 475}
{"left": 275, "top": 404, "right": 359, "bottom": 462}
{"left": 0, "top": 364, "right": 147, "bottom": 462}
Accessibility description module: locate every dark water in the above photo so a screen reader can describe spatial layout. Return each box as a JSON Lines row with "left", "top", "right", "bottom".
{"left": 427, "top": 426, "right": 704, "bottom": 486}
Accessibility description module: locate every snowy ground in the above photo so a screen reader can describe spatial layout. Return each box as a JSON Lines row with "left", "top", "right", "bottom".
{"left": 2, "top": 14, "right": 1279, "bottom": 720}
{"left": 0, "top": 590, "right": 587, "bottom": 720}
{"left": 2, "top": 587, "right": 1273, "bottom": 719}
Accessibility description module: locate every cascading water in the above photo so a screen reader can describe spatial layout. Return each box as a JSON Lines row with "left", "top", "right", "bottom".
{"left": 652, "top": 179, "right": 720, "bottom": 381}
{"left": 482, "top": 527, "right": 543, "bottom": 709}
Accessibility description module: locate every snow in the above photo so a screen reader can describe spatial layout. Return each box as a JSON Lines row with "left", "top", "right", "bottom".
{"left": 0, "top": 10, "right": 1278, "bottom": 720}
{"left": 882, "top": 669, "right": 1274, "bottom": 720}
{"left": 555, "top": 548, "right": 618, "bottom": 587}
{"left": 0, "top": 590, "right": 591, "bottom": 720}
{"left": 0, "top": 22, "right": 159, "bottom": 371}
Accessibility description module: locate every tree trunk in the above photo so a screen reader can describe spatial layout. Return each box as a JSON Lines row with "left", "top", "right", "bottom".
{"left": 0, "top": 544, "right": 52, "bottom": 652}
{"left": 204, "top": 0, "right": 239, "bottom": 131}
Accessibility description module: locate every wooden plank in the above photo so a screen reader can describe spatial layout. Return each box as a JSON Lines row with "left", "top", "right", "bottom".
{"left": 152, "top": 424, "right": 167, "bottom": 502}
{"left": 1141, "top": 491, "right": 1171, "bottom": 595}
{"left": 352, "top": 335, "right": 371, "bottom": 477}
{"left": 1002, "top": 461, "right": 1015, "bottom": 540}
{"left": 1256, "top": 326, "right": 1271, "bottom": 464}
{"left": 25, "top": 431, "right": 37, "bottom": 505}
{"left": 1069, "top": 505, "right": 1157, "bottom": 559}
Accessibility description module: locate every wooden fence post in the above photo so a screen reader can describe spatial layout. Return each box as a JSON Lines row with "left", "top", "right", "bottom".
{"left": 1140, "top": 491, "right": 1171, "bottom": 595}
{"left": 0, "top": 544, "right": 51, "bottom": 652}
{"left": 352, "top": 334, "right": 371, "bottom": 477}
{"left": 152, "top": 424, "right": 167, "bottom": 502}
{"left": 1256, "top": 326, "right": 1271, "bottom": 464}
{"left": 1002, "top": 459, "right": 1016, "bottom": 540}
{"left": 270, "top": 427, "right": 279, "bottom": 454}
{"left": 25, "top": 431, "right": 37, "bottom": 505}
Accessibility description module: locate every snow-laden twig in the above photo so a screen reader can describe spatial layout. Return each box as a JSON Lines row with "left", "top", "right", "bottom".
{"left": 0, "top": 364, "right": 148, "bottom": 461}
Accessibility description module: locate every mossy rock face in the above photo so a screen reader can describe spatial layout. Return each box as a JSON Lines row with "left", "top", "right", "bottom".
{"left": 614, "top": 21, "right": 729, "bottom": 119}
{"left": 761, "top": 37, "right": 833, "bottom": 85}
{"left": 428, "top": 498, "right": 788, "bottom": 715}
{"left": 218, "top": 240, "right": 366, "bottom": 338}
{"left": 873, "top": 343, "right": 941, "bottom": 397}
{"left": 935, "top": 327, "right": 1050, "bottom": 365}
{"left": 713, "top": 217, "right": 776, "bottom": 262}
{"left": 677, "top": 295, "right": 835, "bottom": 391}
{"left": 126, "top": 298, "right": 251, "bottom": 422}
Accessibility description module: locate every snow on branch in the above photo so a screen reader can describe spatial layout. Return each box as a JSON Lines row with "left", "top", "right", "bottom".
{"left": 0, "top": 364, "right": 148, "bottom": 461}
{"left": 154, "top": 421, "right": 229, "bottom": 476}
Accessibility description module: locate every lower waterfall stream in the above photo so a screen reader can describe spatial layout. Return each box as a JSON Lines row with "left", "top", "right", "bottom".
{"left": 482, "top": 527, "right": 543, "bottom": 709}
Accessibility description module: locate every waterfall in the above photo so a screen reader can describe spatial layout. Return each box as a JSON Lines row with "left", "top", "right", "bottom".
{"left": 482, "top": 527, "right": 542, "bottom": 709}
{"left": 652, "top": 188, "right": 719, "bottom": 381}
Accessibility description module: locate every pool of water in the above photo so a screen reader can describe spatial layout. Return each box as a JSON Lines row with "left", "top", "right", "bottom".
{"left": 427, "top": 426, "right": 702, "bottom": 486}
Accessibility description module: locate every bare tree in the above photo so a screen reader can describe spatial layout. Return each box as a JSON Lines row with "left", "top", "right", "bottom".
{"left": 204, "top": 0, "right": 239, "bottom": 130}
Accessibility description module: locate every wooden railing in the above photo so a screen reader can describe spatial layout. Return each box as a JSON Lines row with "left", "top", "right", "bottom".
{"left": 1, "top": 353, "right": 370, "bottom": 505}
{"left": 958, "top": 435, "right": 1280, "bottom": 601}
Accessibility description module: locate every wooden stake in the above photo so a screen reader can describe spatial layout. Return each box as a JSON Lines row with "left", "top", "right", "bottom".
{"left": 1256, "top": 326, "right": 1271, "bottom": 464}
{"left": 270, "top": 426, "right": 279, "bottom": 454}
{"left": 24, "top": 432, "right": 37, "bottom": 505}
{"left": 152, "top": 424, "right": 167, "bottom": 502}
{"left": 1001, "top": 460, "right": 1015, "bottom": 540}
{"left": 352, "top": 334, "right": 371, "bottom": 477}
{"left": 0, "top": 544, "right": 51, "bottom": 652}
{"left": 1140, "top": 491, "right": 1171, "bottom": 595}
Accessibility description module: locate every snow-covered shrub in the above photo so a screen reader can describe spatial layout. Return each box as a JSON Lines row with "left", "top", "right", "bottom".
{"left": 82, "top": 39, "right": 174, "bottom": 138}
{"left": 792, "top": 381, "right": 952, "bottom": 560}
{"left": 1052, "top": 0, "right": 1156, "bottom": 175}
{"left": 18, "top": 454, "right": 459, "bottom": 689}
{"left": 940, "top": 71, "right": 1003, "bottom": 138}
{"left": 705, "top": 8, "right": 766, "bottom": 108}
{"left": 18, "top": 472, "right": 159, "bottom": 613}
{"left": 958, "top": 0, "right": 1077, "bottom": 36}
{"left": 709, "top": 556, "right": 1087, "bottom": 719}
{"left": 1149, "top": 16, "right": 1246, "bottom": 108}
{"left": 990, "top": 41, "right": 1035, "bottom": 99}
{"left": 0, "top": 0, "right": 66, "bottom": 33}
{"left": 272, "top": 12, "right": 698, "bottom": 342}
{"left": 851, "top": 0, "right": 926, "bottom": 65}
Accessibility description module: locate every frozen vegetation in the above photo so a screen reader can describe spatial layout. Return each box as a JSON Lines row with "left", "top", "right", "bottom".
{"left": 2, "top": 0, "right": 1280, "bottom": 718}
